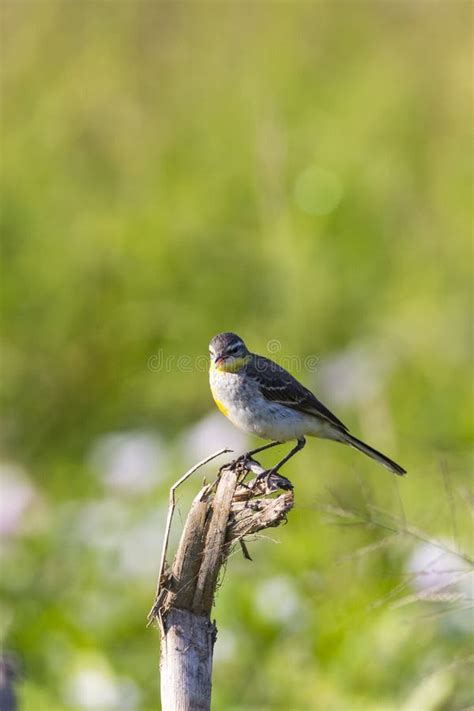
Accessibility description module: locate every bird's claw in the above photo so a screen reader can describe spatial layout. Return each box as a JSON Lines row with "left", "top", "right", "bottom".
{"left": 220, "top": 453, "right": 293, "bottom": 493}
{"left": 252, "top": 469, "right": 293, "bottom": 494}
{"left": 219, "top": 451, "right": 252, "bottom": 474}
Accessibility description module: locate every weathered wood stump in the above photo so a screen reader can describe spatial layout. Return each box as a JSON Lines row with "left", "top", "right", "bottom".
{"left": 148, "top": 453, "right": 294, "bottom": 711}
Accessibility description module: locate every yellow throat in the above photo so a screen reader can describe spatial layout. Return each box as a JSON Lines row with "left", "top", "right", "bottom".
{"left": 210, "top": 354, "right": 251, "bottom": 374}
{"left": 210, "top": 354, "right": 251, "bottom": 417}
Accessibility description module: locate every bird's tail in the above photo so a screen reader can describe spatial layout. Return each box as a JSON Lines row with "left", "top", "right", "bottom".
{"left": 340, "top": 432, "right": 406, "bottom": 476}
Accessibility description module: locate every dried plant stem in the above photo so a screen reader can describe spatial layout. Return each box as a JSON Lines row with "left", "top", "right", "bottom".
{"left": 147, "top": 448, "right": 231, "bottom": 624}
{"left": 149, "top": 455, "right": 294, "bottom": 711}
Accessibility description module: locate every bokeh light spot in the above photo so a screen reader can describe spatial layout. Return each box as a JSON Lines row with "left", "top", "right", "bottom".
{"left": 294, "top": 166, "right": 343, "bottom": 215}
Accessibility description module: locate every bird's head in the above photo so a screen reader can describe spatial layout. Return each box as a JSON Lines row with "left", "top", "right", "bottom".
{"left": 209, "top": 332, "right": 250, "bottom": 372}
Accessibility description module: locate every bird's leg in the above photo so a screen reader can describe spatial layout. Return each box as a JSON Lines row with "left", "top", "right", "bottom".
{"left": 220, "top": 441, "right": 282, "bottom": 475}
{"left": 271, "top": 437, "right": 306, "bottom": 471}
{"left": 237, "top": 441, "right": 282, "bottom": 477}
{"left": 233, "top": 440, "right": 282, "bottom": 467}
{"left": 258, "top": 437, "right": 306, "bottom": 490}
{"left": 244, "top": 440, "right": 282, "bottom": 459}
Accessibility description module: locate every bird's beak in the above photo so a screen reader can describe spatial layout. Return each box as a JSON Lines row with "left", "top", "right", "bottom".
{"left": 215, "top": 355, "right": 225, "bottom": 366}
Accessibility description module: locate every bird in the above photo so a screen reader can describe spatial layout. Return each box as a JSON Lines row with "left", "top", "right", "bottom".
{"left": 208, "top": 332, "right": 406, "bottom": 480}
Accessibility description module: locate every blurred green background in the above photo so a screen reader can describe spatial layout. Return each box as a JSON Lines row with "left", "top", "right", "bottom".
{"left": 1, "top": 1, "right": 473, "bottom": 709}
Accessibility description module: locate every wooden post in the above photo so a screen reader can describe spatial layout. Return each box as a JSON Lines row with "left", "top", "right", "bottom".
{"left": 148, "top": 455, "right": 294, "bottom": 711}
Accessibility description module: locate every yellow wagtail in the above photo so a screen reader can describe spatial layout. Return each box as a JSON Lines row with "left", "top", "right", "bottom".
{"left": 209, "top": 332, "right": 406, "bottom": 479}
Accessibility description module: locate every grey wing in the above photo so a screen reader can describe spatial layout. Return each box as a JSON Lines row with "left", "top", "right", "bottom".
{"left": 246, "top": 356, "right": 348, "bottom": 432}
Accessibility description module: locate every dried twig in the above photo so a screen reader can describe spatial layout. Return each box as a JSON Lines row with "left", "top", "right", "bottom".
{"left": 147, "top": 448, "right": 231, "bottom": 624}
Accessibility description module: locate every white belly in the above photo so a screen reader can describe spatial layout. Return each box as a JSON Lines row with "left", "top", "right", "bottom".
{"left": 209, "top": 368, "right": 328, "bottom": 442}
